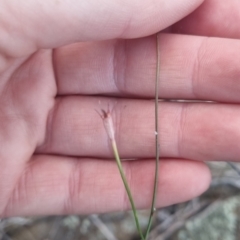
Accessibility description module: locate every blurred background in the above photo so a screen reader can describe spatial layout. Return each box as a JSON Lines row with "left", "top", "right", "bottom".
{"left": 1, "top": 161, "right": 240, "bottom": 240}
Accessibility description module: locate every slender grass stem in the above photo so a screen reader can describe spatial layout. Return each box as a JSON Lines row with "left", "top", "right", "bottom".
{"left": 98, "top": 109, "right": 145, "bottom": 240}
{"left": 111, "top": 140, "right": 145, "bottom": 240}
{"left": 99, "top": 32, "right": 160, "bottom": 240}
{"left": 144, "top": 33, "right": 160, "bottom": 240}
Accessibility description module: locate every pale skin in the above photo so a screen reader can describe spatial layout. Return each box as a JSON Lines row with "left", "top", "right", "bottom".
{"left": 0, "top": 0, "right": 239, "bottom": 217}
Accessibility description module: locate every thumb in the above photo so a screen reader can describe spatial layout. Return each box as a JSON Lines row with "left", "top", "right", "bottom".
{"left": 0, "top": 0, "right": 204, "bottom": 58}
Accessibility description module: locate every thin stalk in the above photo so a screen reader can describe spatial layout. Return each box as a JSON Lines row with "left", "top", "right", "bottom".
{"left": 98, "top": 109, "right": 145, "bottom": 240}
{"left": 112, "top": 140, "right": 145, "bottom": 240}
{"left": 144, "top": 33, "right": 160, "bottom": 240}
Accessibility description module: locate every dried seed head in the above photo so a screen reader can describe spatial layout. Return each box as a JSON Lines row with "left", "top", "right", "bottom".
{"left": 98, "top": 109, "right": 115, "bottom": 141}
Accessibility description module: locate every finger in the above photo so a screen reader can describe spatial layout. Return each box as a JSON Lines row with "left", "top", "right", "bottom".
{"left": 54, "top": 34, "right": 240, "bottom": 102}
{"left": 0, "top": 0, "right": 203, "bottom": 58}
{"left": 172, "top": 0, "right": 240, "bottom": 38}
{"left": 2, "top": 155, "right": 210, "bottom": 217}
{"left": 38, "top": 96, "right": 240, "bottom": 162}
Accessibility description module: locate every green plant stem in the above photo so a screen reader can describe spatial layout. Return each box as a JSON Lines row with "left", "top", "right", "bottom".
{"left": 144, "top": 33, "right": 160, "bottom": 240}
{"left": 111, "top": 140, "right": 145, "bottom": 240}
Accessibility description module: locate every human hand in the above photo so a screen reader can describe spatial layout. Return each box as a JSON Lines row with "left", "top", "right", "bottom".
{"left": 1, "top": 0, "right": 236, "bottom": 217}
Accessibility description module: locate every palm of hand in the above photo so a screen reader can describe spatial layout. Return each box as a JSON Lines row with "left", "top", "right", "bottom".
{"left": 0, "top": 50, "right": 56, "bottom": 215}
